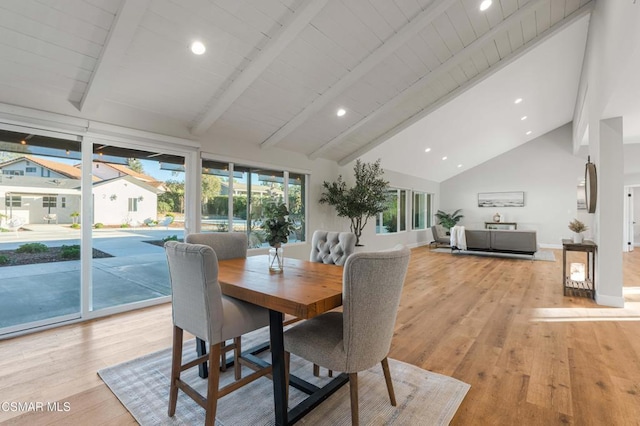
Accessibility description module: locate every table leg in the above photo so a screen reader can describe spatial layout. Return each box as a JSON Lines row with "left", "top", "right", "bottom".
{"left": 269, "top": 309, "right": 288, "bottom": 426}
{"left": 196, "top": 337, "right": 208, "bottom": 378}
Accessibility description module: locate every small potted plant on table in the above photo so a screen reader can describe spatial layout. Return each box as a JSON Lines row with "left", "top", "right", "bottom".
{"left": 261, "top": 203, "right": 294, "bottom": 273}
{"left": 568, "top": 218, "right": 588, "bottom": 244}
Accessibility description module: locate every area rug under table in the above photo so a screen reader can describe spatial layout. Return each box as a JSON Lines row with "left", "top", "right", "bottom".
{"left": 98, "top": 328, "right": 470, "bottom": 425}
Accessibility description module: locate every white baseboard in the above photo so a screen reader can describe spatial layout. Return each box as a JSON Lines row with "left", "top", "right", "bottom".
{"left": 539, "top": 243, "right": 562, "bottom": 250}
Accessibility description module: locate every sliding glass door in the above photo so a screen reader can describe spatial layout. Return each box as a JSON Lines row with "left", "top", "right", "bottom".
{"left": 89, "top": 143, "right": 185, "bottom": 312}
{"left": 0, "top": 127, "right": 82, "bottom": 335}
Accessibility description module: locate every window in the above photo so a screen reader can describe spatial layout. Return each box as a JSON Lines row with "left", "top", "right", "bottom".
{"left": 200, "top": 159, "right": 308, "bottom": 247}
{"left": 376, "top": 189, "right": 408, "bottom": 234}
{"left": 128, "top": 197, "right": 138, "bottom": 212}
{"left": 61, "top": 197, "right": 66, "bottom": 208}
{"left": 288, "top": 172, "right": 306, "bottom": 243}
{"left": 25, "top": 167, "right": 36, "bottom": 173}
{"left": 412, "top": 192, "right": 433, "bottom": 230}
{"left": 43, "top": 195, "right": 57, "bottom": 208}
{"left": 5, "top": 195, "right": 21, "bottom": 207}
{"left": 2, "top": 170, "right": 23, "bottom": 176}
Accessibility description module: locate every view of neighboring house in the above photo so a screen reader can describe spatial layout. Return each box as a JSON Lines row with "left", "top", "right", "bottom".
{"left": 0, "top": 155, "right": 164, "bottom": 226}
{"left": 220, "top": 181, "right": 283, "bottom": 198}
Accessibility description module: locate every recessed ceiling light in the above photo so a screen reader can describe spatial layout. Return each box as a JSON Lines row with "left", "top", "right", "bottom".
{"left": 424, "top": 148, "right": 431, "bottom": 153}
{"left": 190, "top": 41, "right": 206, "bottom": 55}
{"left": 479, "top": 0, "right": 492, "bottom": 11}
{"left": 20, "top": 140, "right": 26, "bottom": 145}
{"left": 457, "top": 164, "right": 463, "bottom": 168}
{"left": 514, "top": 98, "right": 523, "bottom": 104}
{"left": 521, "top": 116, "right": 527, "bottom": 120}
{"left": 526, "top": 131, "right": 532, "bottom": 135}
{"left": 442, "top": 156, "right": 448, "bottom": 160}
{"left": 336, "top": 108, "right": 346, "bottom": 117}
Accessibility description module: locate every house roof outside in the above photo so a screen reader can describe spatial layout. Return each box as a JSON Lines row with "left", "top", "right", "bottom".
{"left": 92, "top": 174, "right": 164, "bottom": 195}
{"left": 98, "top": 163, "right": 165, "bottom": 189}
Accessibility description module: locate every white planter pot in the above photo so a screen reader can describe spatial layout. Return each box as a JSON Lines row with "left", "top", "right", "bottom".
{"left": 572, "top": 232, "right": 584, "bottom": 244}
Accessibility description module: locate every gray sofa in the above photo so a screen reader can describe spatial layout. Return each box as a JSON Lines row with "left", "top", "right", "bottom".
{"left": 459, "top": 229, "right": 537, "bottom": 255}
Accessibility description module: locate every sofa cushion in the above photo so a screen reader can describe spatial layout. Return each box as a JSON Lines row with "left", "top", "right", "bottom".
{"left": 465, "top": 230, "right": 491, "bottom": 250}
{"left": 490, "top": 230, "right": 537, "bottom": 253}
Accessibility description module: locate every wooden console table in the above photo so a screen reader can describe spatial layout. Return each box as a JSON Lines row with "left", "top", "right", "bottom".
{"left": 562, "top": 239, "right": 596, "bottom": 299}
{"left": 485, "top": 222, "right": 517, "bottom": 230}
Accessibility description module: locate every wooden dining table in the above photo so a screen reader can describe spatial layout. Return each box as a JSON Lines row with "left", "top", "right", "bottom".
{"left": 217, "top": 254, "right": 346, "bottom": 426}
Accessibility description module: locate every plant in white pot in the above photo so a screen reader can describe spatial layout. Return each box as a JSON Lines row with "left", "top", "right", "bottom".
{"left": 568, "top": 218, "right": 588, "bottom": 244}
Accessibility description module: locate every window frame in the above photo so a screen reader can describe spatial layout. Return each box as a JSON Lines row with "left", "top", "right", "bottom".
{"left": 199, "top": 156, "right": 309, "bottom": 248}
{"left": 412, "top": 191, "right": 433, "bottom": 230}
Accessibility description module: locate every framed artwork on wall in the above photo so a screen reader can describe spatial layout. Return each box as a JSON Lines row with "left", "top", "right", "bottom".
{"left": 478, "top": 191, "right": 525, "bottom": 208}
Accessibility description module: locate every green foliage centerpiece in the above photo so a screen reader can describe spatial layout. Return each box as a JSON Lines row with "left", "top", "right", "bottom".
{"left": 319, "top": 159, "right": 389, "bottom": 246}
{"left": 261, "top": 203, "right": 293, "bottom": 272}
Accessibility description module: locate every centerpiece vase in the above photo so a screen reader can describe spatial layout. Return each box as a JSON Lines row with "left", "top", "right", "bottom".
{"left": 269, "top": 244, "right": 284, "bottom": 273}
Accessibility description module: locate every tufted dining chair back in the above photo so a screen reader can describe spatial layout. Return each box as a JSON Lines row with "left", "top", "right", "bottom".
{"left": 309, "top": 230, "right": 357, "bottom": 266}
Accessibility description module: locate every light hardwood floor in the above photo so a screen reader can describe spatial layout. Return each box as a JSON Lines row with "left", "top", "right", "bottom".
{"left": 1, "top": 247, "right": 640, "bottom": 425}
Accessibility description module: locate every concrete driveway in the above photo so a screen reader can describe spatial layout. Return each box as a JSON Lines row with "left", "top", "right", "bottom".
{"left": 0, "top": 224, "right": 183, "bottom": 331}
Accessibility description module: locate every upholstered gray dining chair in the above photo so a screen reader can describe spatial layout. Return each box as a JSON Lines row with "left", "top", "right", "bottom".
{"left": 310, "top": 230, "right": 357, "bottom": 265}
{"left": 284, "top": 245, "right": 411, "bottom": 425}
{"left": 165, "top": 241, "right": 270, "bottom": 425}
{"left": 307, "top": 230, "right": 357, "bottom": 377}
{"left": 186, "top": 232, "right": 251, "bottom": 377}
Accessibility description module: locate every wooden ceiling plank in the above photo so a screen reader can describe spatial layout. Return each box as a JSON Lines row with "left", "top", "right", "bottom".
{"left": 260, "top": 0, "right": 458, "bottom": 149}
{"left": 336, "top": 1, "right": 593, "bottom": 166}
{"left": 535, "top": 2, "right": 551, "bottom": 34}
{"left": 565, "top": 0, "right": 581, "bottom": 15}
{"left": 189, "top": 0, "right": 329, "bottom": 135}
{"left": 507, "top": 21, "right": 525, "bottom": 52}
{"left": 433, "top": 12, "right": 465, "bottom": 55}
{"left": 0, "top": 44, "right": 93, "bottom": 83}
{"left": 79, "top": 0, "right": 151, "bottom": 112}
{"left": 309, "top": 0, "right": 549, "bottom": 160}
{"left": 461, "top": 0, "right": 491, "bottom": 39}
{"left": 500, "top": 0, "right": 520, "bottom": 18}
{"left": 493, "top": 31, "right": 512, "bottom": 59}
{"left": 299, "top": 24, "right": 359, "bottom": 71}
{"left": 446, "top": 1, "right": 479, "bottom": 46}
{"left": 449, "top": 65, "right": 468, "bottom": 86}
{"left": 520, "top": 11, "right": 538, "bottom": 43}
{"left": 460, "top": 58, "right": 479, "bottom": 80}
{"left": 342, "top": 0, "right": 395, "bottom": 42}
{"left": 550, "top": 0, "right": 567, "bottom": 25}
{"left": 1, "top": 0, "right": 111, "bottom": 45}
{"left": 405, "top": 37, "right": 440, "bottom": 72}
{"left": 0, "top": 26, "right": 97, "bottom": 72}
{"left": 368, "top": 0, "right": 411, "bottom": 31}
{"left": 482, "top": 41, "right": 502, "bottom": 65}
{"left": 419, "top": 24, "right": 453, "bottom": 64}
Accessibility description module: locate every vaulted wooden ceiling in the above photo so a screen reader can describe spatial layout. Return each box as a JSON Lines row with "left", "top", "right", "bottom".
{"left": 0, "top": 0, "right": 592, "bottom": 175}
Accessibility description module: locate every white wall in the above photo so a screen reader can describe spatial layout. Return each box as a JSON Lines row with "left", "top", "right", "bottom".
{"left": 439, "top": 123, "right": 586, "bottom": 248}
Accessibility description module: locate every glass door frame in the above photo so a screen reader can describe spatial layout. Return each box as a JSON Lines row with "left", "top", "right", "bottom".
{"left": 0, "top": 123, "right": 83, "bottom": 336}
{"left": 0, "top": 120, "right": 199, "bottom": 337}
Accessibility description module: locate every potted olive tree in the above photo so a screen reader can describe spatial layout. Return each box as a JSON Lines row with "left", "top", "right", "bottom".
{"left": 319, "top": 159, "right": 389, "bottom": 246}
